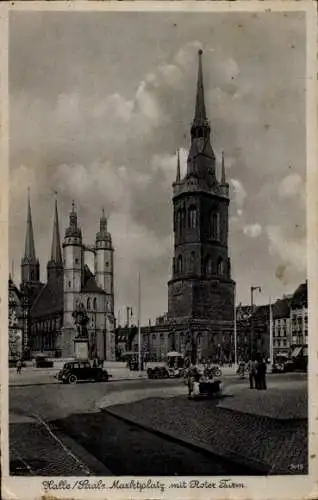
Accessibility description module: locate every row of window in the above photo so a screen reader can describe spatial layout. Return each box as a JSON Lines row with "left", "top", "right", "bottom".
{"left": 32, "top": 332, "right": 56, "bottom": 350}
{"left": 87, "top": 298, "right": 97, "bottom": 310}
{"left": 31, "top": 318, "right": 61, "bottom": 334}
{"left": 273, "top": 339, "right": 288, "bottom": 347}
{"left": 176, "top": 254, "right": 224, "bottom": 276}
{"left": 175, "top": 207, "right": 221, "bottom": 240}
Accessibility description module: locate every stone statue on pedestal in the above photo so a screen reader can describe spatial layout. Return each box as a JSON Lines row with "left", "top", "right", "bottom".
{"left": 72, "top": 302, "right": 89, "bottom": 339}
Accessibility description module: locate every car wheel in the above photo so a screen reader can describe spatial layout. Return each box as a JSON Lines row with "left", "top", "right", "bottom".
{"left": 68, "top": 374, "right": 77, "bottom": 384}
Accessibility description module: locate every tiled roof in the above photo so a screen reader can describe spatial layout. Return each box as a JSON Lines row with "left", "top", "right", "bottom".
{"left": 81, "top": 265, "right": 106, "bottom": 294}
{"left": 31, "top": 281, "right": 63, "bottom": 318}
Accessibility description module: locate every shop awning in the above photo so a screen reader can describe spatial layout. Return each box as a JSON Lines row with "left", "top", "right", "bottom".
{"left": 291, "top": 347, "right": 302, "bottom": 358}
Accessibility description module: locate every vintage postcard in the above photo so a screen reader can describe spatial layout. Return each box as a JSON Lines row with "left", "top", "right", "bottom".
{"left": 1, "top": 1, "right": 317, "bottom": 499}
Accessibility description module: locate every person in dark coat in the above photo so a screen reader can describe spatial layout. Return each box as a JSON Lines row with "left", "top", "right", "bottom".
{"left": 256, "top": 357, "right": 267, "bottom": 390}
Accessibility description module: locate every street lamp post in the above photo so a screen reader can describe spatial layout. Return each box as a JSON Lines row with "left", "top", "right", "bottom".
{"left": 250, "top": 285, "right": 261, "bottom": 357}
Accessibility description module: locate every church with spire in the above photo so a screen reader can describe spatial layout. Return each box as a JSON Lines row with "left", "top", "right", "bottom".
{"left": 167, "top": 49, "right": 235, "bottom": 361}
{"left": 14, "top": 191, "right": 115, "bottom": 360}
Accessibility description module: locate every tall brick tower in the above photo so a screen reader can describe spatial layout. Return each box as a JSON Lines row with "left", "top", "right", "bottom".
{"left": 167, "top": 50, "right": 235, "bottom": 362}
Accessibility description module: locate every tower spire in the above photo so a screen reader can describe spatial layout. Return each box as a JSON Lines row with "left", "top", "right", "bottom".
{"left": 24, "top": 187, "right": 36, "bottom": 260}
{"left": 100, "top": 208, "right": 107, "bottom": 232}
{"left": 50, "top": 193, "right": 62, "bottom": 264}
{"left": 176, "top": 149, "right": 181, "bottom": 182}
{"left": 194, "top": 49, "right": 207, "bottom": 125}
{"left": 221, "top": 150, "right": 226, "bottom": 184}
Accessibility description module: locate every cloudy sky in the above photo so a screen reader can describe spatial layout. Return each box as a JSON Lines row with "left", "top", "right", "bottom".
{"left": 9, "top": 10, "right": 306, "bottom": 324}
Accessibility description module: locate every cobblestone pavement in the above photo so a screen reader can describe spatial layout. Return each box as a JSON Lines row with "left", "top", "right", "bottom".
{"left": 53, "top": 411, "right": 257, "bottom": 476}
{"left": 10, "top": 414, "right": 99, "bottom": 476}
{"left": 105, "top": 382, "right": 308, "bottom": 475}
{"left": 9, "top": 373, "right": 307, "bottom": 476}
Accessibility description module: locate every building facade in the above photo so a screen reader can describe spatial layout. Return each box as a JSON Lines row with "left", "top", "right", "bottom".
{"left": 18, "top": 191, "right": 116, "bottom": 360}
{"left": 8, "top": 277, "right": 24, "bottom": 360}
{"left": 272, "top": 296, "right": 292, "bottom": 356}
{"left": 290, "top": 282, "right": 308, "bottom": 356}
{"left": 167, "top": 50, "right": 235, "bottom": 362}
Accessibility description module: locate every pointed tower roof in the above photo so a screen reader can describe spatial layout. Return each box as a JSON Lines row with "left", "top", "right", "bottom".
{"left": 24, "top": 187, "right": 36, "bottom": 261}
{"left": 96, "top": 208, "right": 112, "bottom": 245}
{"left": 50, "top": 195, "right": 62, "bottom": 264}
{"left": 176, "top": 149, "right": 181, "bottom": 183}
{"left": 65, "top": 200, "right": 82, "bottom": 239}
{"left": 193, "top": 49, "right": 207, "bottom": 125}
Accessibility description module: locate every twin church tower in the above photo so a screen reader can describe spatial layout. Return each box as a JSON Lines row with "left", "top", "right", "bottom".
{"left": 20, "top": 192, "right": 115, "bottom": 360}
{"left": 20, "top": 50, "right": 234, "bottom": 361}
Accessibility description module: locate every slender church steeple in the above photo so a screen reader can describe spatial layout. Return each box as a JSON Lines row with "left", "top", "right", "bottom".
{"left": 193, "top": 49, "right": 207, "bottom": 126}
{"left": 24, "top": 187, "right": 36, "bottom": 261}
{"left": 221, "top": 150, "right": 226, "bottom": 184}
{"left": 187, "top": 50, "right": 216, "bottom": 179}
{"left": 47, "top": 194, "right": 63, "bottom": 284}
{"left": 50, "top": 194, "right": 62, "bottom": 264}
{"left": 21, "top": 188, "right": 40, "bottom": 284}
{"left": 176, "top": 149, "right": 181, "bottom": 183}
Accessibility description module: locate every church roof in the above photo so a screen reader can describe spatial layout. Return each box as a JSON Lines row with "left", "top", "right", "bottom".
{"left": 81, "top": 264, "right": 106, "bottom": 294}
{"left": 31, "top": 281, "right": 63, "bottom": 318}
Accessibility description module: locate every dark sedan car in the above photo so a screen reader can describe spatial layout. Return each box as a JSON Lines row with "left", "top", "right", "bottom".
{"left": 57, "top": 360, "right": 109, "bottom": 384}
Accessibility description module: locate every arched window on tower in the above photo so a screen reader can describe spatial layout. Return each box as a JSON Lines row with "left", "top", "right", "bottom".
{"left": 206, "top": 256, "right": 213, "bottom": 276}
{"left": 177, "top": 209, "right": 182, "bottom": 235}
{"left": 93, "top": 298, "right": 97, "bottom": 310}
{"left": 209, "top": 212, "right": 220, "bottom": 240}
{"left": 87, "top": 298, "right": 91, "bottom": 310}
{"left": 188, "top": 206, "right": 197, "bottom": 229}
{"left": 190, "top": 252, "right": 196, "bottom": 273}
{"left": 217, "top": 257, "right": 224, "bottom": 276}
{"left": 177, "top": 255, "right": 183, "bottom": 274}
{"left": 182, "top": 206, "right": 186, "bottom": 229}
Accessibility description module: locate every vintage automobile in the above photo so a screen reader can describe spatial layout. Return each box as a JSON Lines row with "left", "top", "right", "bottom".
{"left": 56, "top": 360, "right": 110, "bottom": 384}
{"left": 33, "top": 354, "right": 54, "bottom": 368}
{"left": 147, "top": 352, "right": 185, "bottom": 379}
{"left": 272, "top": 354, "right": 290, "bottom": 373}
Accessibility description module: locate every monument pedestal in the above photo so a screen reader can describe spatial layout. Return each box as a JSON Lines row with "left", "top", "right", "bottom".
{"left": 74, "top": 337, "right": 89, "bottom": 360}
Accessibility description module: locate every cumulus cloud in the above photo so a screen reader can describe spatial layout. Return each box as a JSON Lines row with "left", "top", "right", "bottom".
{"left": 278, "top": 173, "right": 305, "bottom": 202}
{"left": 266, "top": 225, "right": 306, "bottom": 272}
{"left": 243, "top": 224, "right": 262, "bottom": 238}
{"left": 230, "top": 179, "right": 247, "bottom": 208}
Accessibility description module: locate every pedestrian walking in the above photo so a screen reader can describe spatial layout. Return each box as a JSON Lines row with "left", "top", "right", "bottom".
{"left": 258, "top": 357, "right": 267, "bottom": 390}
{"left": 247, "top": 358, "right": 257, "bottom": 389}
{"left": 255, "top": 356, "right": 266, "bottom": 390}
{"left": 237, "top": 360, "right": 245, "bottom": 379}
{"left": 16, "top": 359, "right": 22, "bottom": 374}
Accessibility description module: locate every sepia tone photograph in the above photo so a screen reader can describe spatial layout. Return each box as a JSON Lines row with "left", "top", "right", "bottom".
{"left": 1, "top": 2, "right": 317, "bottom": 499}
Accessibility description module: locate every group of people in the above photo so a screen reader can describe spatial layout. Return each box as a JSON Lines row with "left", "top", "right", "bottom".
{"left": 245, "top": 356, "right": 267, "bottom": 390}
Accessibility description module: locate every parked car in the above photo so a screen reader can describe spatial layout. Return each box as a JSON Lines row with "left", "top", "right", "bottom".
{"left": 147, "top": 366, "right": 170, "bottom": 379}
{"left": 34, "top": 355, "right": 54, "bottom": 368}
{"left": 57, "top": 360, "right": 110, "bottom": 384}
{"left": 272, "top": 354, "right": 289, "bottom": 373}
